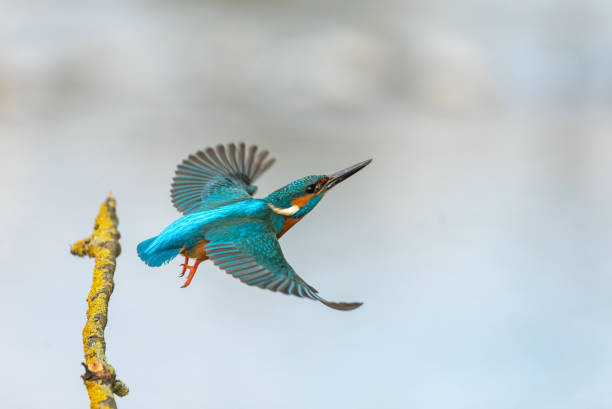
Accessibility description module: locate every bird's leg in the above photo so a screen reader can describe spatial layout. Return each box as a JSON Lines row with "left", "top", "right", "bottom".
{"left": 179, "top": 256, "right": 190, "bottom": 277}
{"left": 180, "top": 259, "right": 202, "bottom": 288}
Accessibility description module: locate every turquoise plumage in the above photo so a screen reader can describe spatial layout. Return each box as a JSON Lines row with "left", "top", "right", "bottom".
{"left": 137, "top": 142, "right": 371, "bottom": 311}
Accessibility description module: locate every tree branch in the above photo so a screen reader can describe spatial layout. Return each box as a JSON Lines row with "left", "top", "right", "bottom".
{"left": 71, "top": 193, "right": 129, "bottom": 409}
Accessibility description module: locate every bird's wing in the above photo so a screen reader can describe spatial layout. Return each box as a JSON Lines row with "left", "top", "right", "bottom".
{"left": 204, "top": 221, "right": 362, "bottom": 311}
{"left": 171, "top": 143, "right": 276, "bottom": 214}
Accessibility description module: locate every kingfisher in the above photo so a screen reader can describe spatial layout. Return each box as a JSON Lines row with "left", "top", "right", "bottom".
{"left": 137, "top": 142, "right": 371, "bottom": 311}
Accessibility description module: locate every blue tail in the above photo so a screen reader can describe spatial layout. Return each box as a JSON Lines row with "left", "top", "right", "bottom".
{"left": 137, "top": 236, "right": 181, "bottom": 267}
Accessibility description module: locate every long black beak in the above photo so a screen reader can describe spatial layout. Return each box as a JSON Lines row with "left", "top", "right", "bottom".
{"left": 323, "top": 159, "right": 372, "bottom": 191}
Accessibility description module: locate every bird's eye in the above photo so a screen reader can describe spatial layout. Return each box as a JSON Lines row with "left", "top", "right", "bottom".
{"left": 305, "top": 184, "right": 316, "bottom": 193}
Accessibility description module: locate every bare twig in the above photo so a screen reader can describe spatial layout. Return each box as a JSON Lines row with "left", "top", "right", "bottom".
{"left": 71, "top": 193, "right": 128, "bottom": 409}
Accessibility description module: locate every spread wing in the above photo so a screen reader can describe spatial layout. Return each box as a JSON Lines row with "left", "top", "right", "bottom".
{"left": 171, "top": 143, "right": 276, "bottom": 214}
{"left": 204, "top": 221, "right": 362, "bottom": 311}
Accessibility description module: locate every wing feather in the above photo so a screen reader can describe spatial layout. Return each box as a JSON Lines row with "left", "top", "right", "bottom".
{"left": 205, "top": 221, "right": 362, "bottom": 311}
{"left": 171, "top": 143, "right": 276, "bottom": 214}
{"left": 245, "top": 145, "right": 257, "bottom": 177}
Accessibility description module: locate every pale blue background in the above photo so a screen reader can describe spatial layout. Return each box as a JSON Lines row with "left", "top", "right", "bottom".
{"left": 1, "top": 1, "right": 611, "bottom": 408}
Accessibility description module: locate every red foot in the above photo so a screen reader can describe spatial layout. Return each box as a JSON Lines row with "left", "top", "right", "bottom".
{"left": 179, "top": 256, "right": 189, "bottom": 277}
{"left": 180, "top": 259, "right": 202, "bottom": 288}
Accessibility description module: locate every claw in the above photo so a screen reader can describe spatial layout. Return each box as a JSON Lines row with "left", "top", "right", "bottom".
{"left": 180, "top": 259, "right": 202, "bottom": 288}
{"left": 179, "top": 256, "right": 189, "bottom": 277}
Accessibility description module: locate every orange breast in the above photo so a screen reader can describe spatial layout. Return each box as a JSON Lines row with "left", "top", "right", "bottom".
{"left": 276, "top": 193, "right": 316, "bottom": 238}
{"left": 181, "top": 240, "right": 209, "bottom": 260}
{"left": 277, "top": 216, "right": 302, "bottom": 238}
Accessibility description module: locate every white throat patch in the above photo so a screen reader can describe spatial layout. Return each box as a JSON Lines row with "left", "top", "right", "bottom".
{"left": 267, "top": 203, "right": 300, "bottom": 216}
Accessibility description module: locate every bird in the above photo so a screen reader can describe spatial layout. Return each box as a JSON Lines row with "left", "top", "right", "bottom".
{"left": 137, "top": 142, "right": 371, "bottom": 311}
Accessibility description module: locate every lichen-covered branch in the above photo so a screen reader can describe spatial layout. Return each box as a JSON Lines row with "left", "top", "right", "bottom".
{"left": 71, "top": 193, "right": 128, "bottom": 409}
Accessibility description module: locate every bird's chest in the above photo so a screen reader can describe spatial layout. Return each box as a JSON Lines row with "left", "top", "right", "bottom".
{"left": 267, "top": 210, "right": 302, "bottom": 239}
{"left": 277, "top": 216, "right": 302, "bottom": 238}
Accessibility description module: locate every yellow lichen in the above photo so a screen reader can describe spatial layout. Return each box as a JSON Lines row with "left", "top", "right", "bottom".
{"left": 72, "top": 194, "right": 128, "bottom": 409}
{"left": 84, "top": 380, "right": 115, "bottom": 409}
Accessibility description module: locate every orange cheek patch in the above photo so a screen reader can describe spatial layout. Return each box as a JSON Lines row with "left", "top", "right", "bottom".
{"left": 291, "top": 193, "right": 316, "bottom": 208}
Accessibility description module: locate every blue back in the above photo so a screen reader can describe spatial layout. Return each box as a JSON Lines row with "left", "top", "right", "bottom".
{"left": 137, "top": 200, "right": 273, "bottom": 266}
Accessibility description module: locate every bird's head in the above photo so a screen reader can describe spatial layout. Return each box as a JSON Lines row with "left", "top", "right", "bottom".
{"left": 265, "top": 159, "right": 372, "bottom": 219}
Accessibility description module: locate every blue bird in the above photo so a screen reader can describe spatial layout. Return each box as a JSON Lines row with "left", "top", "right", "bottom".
{"left": 137, "top": 142, "right": 371, "bottom": 310}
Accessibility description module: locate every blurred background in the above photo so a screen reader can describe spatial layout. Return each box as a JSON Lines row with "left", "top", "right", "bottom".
{"left": 1, "top": 0, "right": 611, "bottom": 408}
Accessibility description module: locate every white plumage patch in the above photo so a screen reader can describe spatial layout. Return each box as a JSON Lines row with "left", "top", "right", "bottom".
{"left": 267, "top": 203, "right": 300, "bottom": 216}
